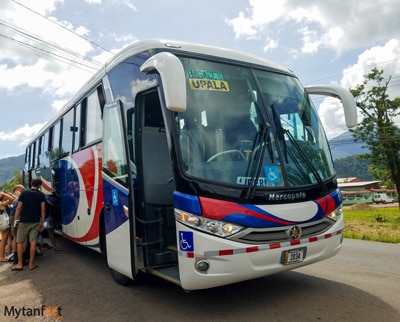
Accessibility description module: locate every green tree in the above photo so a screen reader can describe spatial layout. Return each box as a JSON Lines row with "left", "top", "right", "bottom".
{"left": 350, "top": 68, "right": 400, "bottom": 202}
{"left": 333, "top": 156, "right": 373, "bottom": 181}
{"left": 0, "top": 170, "right": 23, "bottom": 192}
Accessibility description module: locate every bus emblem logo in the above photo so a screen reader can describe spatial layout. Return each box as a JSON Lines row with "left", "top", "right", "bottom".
{"left": 288, "top": 225, "right": 302, "bottom": 240}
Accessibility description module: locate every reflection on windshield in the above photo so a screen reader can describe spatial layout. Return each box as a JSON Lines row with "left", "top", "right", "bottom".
{"left": 176, "top": 57, "right": 335, "bottom": 189}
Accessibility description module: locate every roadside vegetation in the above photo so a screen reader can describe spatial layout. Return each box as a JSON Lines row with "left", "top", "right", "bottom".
{"left": 343, "top": 204, "right": 400, "bottom": 243}
{"left": 350, "top": 68, "right": 400, "bottom": 209}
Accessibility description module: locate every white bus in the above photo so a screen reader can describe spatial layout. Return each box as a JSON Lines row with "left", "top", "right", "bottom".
{"left": 24, "top": 39, "right": 357, "bottom": 290}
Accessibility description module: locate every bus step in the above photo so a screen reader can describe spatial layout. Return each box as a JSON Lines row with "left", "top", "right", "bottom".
{"left": 151, "top": 250, "right": 177, "bottom": 265}
{"left": 148, "top": 266, "right": 180, "bottom": 287}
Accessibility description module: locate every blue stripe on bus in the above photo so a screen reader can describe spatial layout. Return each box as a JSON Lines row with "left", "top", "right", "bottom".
{"left": 174, "top": 191, "right": 202, "bottom": 215}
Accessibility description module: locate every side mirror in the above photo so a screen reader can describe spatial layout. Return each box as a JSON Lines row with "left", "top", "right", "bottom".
{"left": 304, "top": 85, "right": 357, "bottom": 128}
{"left": 141, "top": 52, "right": 186, "bottom": 112}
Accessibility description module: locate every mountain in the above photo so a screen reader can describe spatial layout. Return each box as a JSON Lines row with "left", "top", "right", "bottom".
{"left": 0, "top": 154, "right": 24, "bottom": 184}
{"left": 328, "top": 131, "right": 368, "bottom": 160}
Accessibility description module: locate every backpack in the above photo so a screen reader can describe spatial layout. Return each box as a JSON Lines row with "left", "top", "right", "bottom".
{"left": 0, "top": 208, "right": 10, "bottom": 231}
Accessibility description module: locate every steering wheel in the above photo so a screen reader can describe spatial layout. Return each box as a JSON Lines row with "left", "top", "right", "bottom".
{"left": 207, "top": 149, "right": 247, "bottom": 162}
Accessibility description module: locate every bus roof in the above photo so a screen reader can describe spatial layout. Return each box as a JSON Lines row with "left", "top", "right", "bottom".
{"left": 29, "top": 39, "right": 294, "bottom": 143}
{"left": 104, "top": 39, "right": 292, "bottom": 75}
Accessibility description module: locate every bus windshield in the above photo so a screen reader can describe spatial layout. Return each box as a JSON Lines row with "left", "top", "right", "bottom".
{"left": 176, "top": 57, "right": 334, "bottom": 188}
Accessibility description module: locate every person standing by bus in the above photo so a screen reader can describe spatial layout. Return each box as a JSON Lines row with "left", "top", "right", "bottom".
{"left": 6, "top": 184, "right": 25, "bottom": 264}
{"left": 0, "top": 190, "right": 17, "bottom": 262}
{"left": 12, "top": 179, "right": 45, "bottom": 271}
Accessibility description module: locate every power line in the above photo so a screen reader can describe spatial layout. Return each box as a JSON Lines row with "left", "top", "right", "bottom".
{"left": 0, "top": 33, "right": 98, "bottom": 73}
{"left": 0, "top": 20, "right": 103, "bottom": 71}
{"left": 12, "top": 0, "right": 113, "bottom": 54}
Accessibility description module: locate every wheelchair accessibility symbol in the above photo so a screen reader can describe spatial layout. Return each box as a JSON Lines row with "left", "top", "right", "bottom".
{"left": 264, "top": 165, "right": 281, "bottom": 183}
{"left": 179, "top": 231, "right": 194, "bottom": 252}
{"left": 112, "top": 189, "right": 119, "bottom": 206}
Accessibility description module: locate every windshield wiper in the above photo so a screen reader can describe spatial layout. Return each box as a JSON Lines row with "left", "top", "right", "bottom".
{"left": 271, "top": 104, "right": 288, "bottom": 163}
{"left": 283, "top": 128, "right": 328, "bottom": 194}
{"left": 242, "top": 122, "right": 271, "bottom": 199}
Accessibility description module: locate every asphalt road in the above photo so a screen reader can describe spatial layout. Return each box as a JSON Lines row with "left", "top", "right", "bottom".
{"left": 0, "top": 237, "right": 399, "bottom": 322}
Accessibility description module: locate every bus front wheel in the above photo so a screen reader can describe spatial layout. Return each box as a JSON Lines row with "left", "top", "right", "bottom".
{"left": 110, "top": 268, "right": 132, "bottom": 286}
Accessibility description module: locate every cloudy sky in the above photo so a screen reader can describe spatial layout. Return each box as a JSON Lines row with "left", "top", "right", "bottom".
{"left": 1, "top": 0, "right": 400, "bottom": 158}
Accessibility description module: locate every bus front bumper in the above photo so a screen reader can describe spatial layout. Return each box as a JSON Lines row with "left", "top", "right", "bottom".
{"left": 176, "top": 218, "right": 344, "bottom": 290}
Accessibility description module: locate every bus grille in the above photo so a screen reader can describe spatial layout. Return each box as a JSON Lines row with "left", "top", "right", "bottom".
{"left": 230, "top": 219, "right": 333, "bottom": 244}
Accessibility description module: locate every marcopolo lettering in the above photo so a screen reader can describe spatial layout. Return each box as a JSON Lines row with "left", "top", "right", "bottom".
{"left": 268, "top": 192, "right": 306, "bottom": 201}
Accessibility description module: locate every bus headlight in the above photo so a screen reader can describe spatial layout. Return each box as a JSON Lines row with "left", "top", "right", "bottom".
{"left": 175, "top": 209, "right": 243, "bottom": 237}
{"left": 327, "top": 206, "right": 343, "bottom": 221}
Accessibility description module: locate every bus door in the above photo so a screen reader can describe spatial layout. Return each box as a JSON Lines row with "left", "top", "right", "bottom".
{"left": 135, "top": 90, "right": 178, "bottom": 278}
{"left": 102, "top": 100, "right": 137, "bottom": 283}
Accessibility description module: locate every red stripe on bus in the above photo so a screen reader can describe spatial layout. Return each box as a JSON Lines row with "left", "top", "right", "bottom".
{"left": 246, "top": 246, "right": 259, "bottom": 253}
{"left": 269, "top": 243, "right": 281, "bottom": 249}
{"left": 219, "top": 249, "right": 234, "bottom": 256}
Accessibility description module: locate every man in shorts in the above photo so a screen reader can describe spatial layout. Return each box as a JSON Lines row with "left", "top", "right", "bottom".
{"left": 12, "top": 179, "right": 45, "bottom": 271}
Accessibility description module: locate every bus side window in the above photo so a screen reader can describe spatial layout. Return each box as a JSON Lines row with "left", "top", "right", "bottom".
{"left": 82, "top": 87, "right": 103, "bottom": 146}
{"left": 61, "top": 108, "right": 74, "bottom": 157}
{"left": 50, "top": 121, "right": 61, "bottom": 160}
{"left": 73, "top": 103, "right": 82, "bottom": 152}
{"left": 31, "top": 141, "right": 37, "bottom": 169}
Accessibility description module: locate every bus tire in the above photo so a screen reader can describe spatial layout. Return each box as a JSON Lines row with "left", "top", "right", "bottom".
{"left": 110, "top": 268, "right": 132, "bottom": 286}
{"left": 99, "top": 211, "right": 107, "bottom": 258}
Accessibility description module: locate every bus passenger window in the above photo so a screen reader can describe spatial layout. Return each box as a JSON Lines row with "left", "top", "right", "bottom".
{"left": 73, "top": 103, "right": 82, "bottom": 152}
{"left": 85, "top": 89, "right": 102, "bottom": 144}
{"left": 61, "top": 108, "right": 74, "bottom": 156}
{"left": 50, "top": 122, "right": 61, "bottom": 160}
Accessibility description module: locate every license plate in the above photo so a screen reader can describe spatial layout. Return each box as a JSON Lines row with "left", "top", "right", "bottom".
{"left": 281, "top": 247, "right": 307, "bottom": 265}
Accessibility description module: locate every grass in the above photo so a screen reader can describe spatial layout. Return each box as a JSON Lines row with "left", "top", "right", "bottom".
{"left": 343, "top": 206, "right": 400, "bottom": 243}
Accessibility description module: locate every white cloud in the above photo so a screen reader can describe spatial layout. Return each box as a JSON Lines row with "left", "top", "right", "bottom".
{"left": 225, "top": 11, "right": 258, "bottom": 39}
{"left": 318, "top": 97, "right": 348, "bottom": 139}
{"left": 227, "top": 0, "right": 400, "bottom": 56}
{"left": 341, "top": 39, "right": 400, "bottom": 93}
{"left": 0, "top": 58, "right": 94, "bottom": 104}
{"left": 0, "top": 122, "right": 46, "bottom": 146}
{"left": 225, "top": 0, "right": 285, "bottom": 39}
{"left": 298, "top": 26, "right": 321, "bottom": 54}
{"left": 52, "top": 99, "right": 69, "bottom": 113}
{"left": 318, "top": 38, "right": 400, "bottom": 139}
{"left": 263, "top": 38, "right": 278, "bottom": 52}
